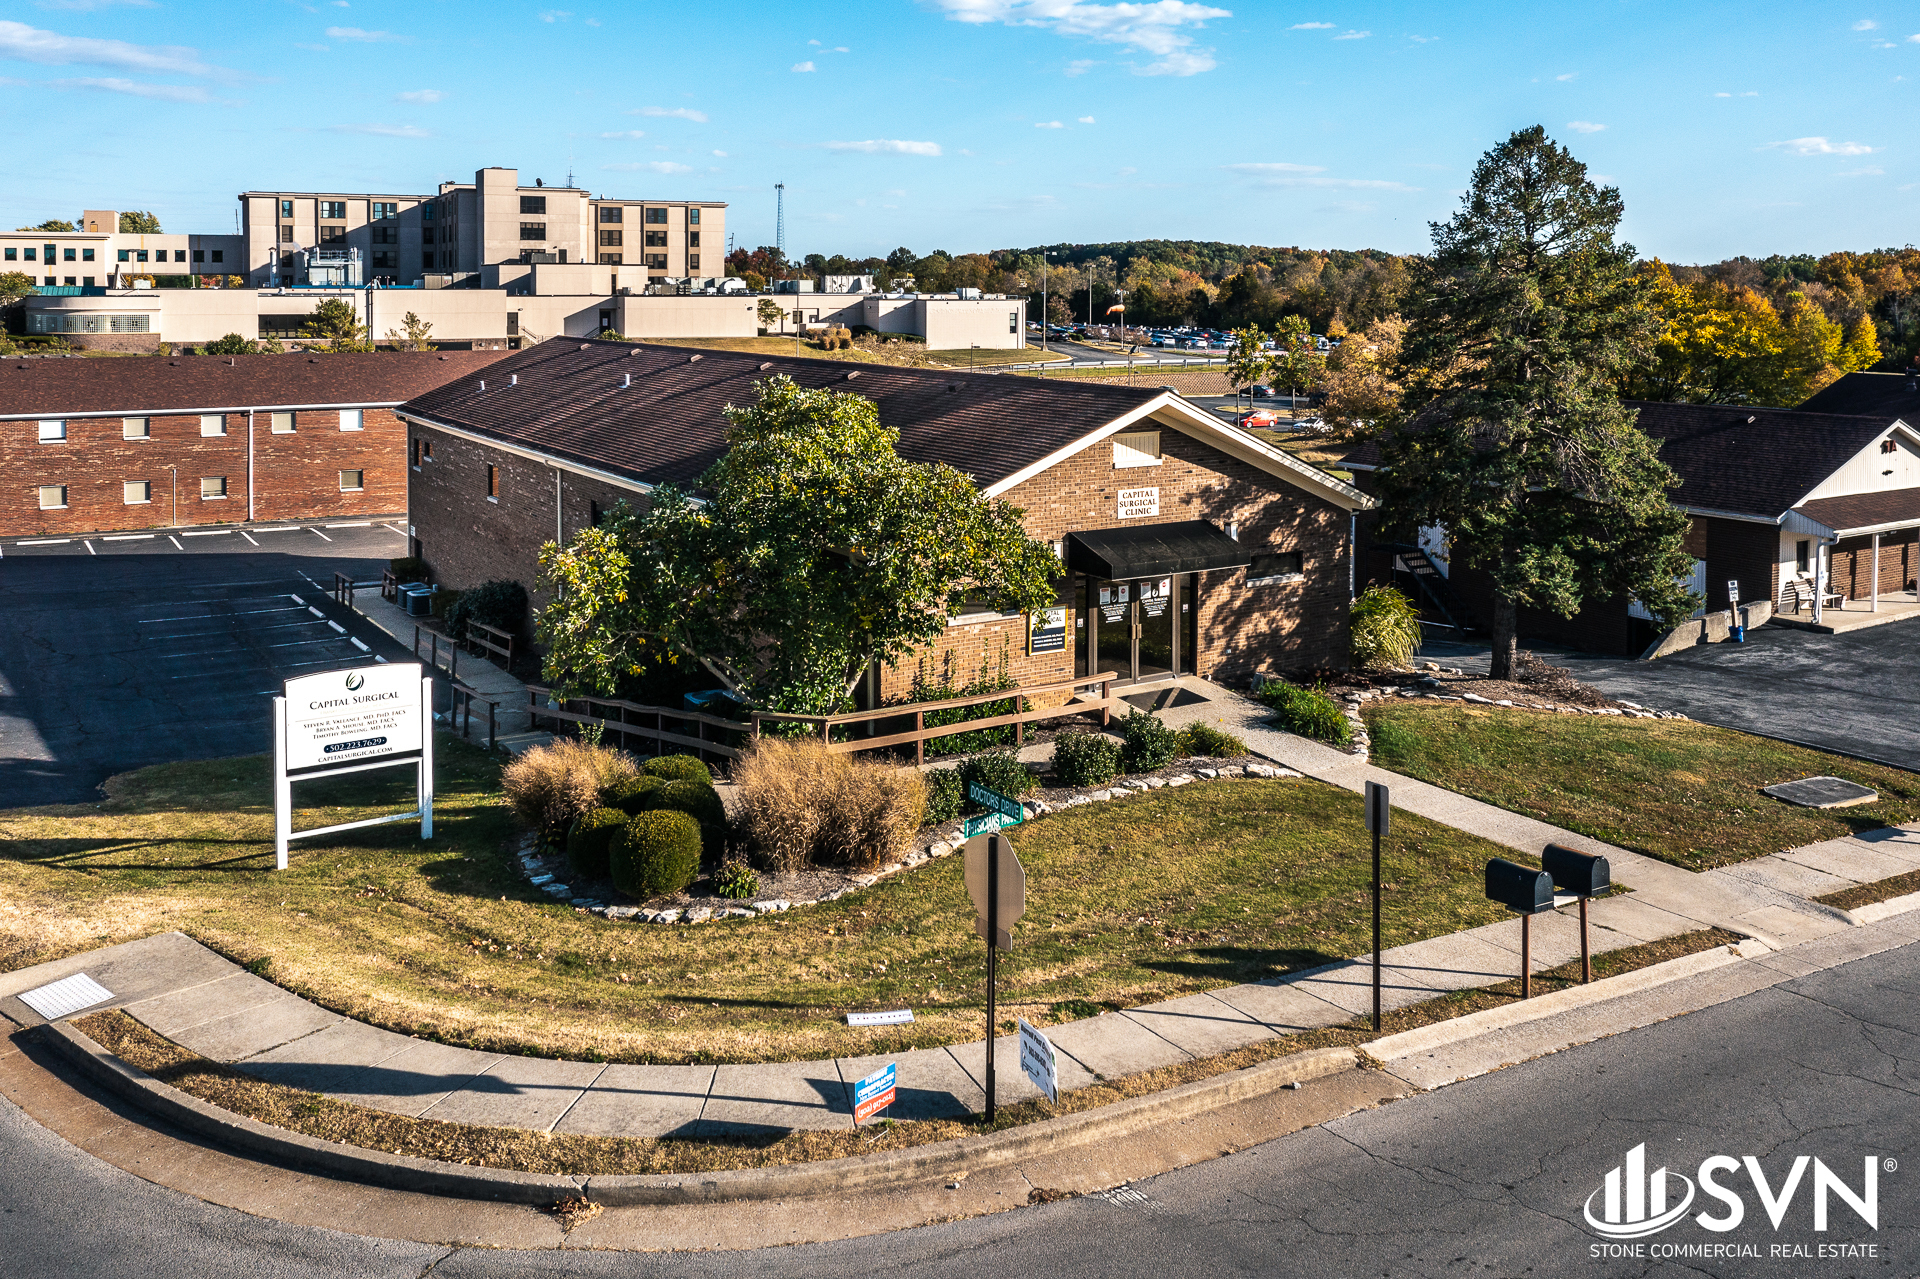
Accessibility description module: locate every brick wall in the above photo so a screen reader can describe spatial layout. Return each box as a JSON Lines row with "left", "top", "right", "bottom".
{"left": 1833, "top": 529, "right": 1920, "bottom": 600}
{"left": 2, "top": 406, "right": 406, "bottom": 538}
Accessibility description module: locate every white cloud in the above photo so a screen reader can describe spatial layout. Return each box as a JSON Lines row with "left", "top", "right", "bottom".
{"left": 0, "top": 20, "right": 221, "bottom": 75}
{"left": 325, "top": 26, "right": 403, "bottom": 41}
{"left": 931, "top": 0, "right": 1229, "bottom": 76}
{"left": 824, "top": 138, "right": 942, "bottom": 155}
{"left": 54, "top": 76, "right": 216, "bottom": 102}
{"left": 602, "top": 160, "right": 692, "bottom": 173}
{"left": 809, "top": 38, "right": 821, "bottom": 44}
{"left": 1556, "top": 71, "right": 1577, "bottom": 81}
{"left": 599, "top": 129, "right": 646, "bottom": 138}
{"left": 1035, "top": 119, "right": 1063, "bottom": 128}
{"left": 1909, "top": 32, "right": 1920, "bottom": 41}
{"left": 540, "top": 10, "right": 572, "bottom": 21}
{"left": 792, "top": 60, "right": 815, "bottom": 72}
{"left": 1078, "top": 114, "right": 1095, "bottom": 123}
{"left": 1065, "top": 57, "right": 1097, "bottom": 74}
{"left": 1407, "top": 33, "right": 1438, "bottom": 42}
{"left": 1854, "top": 18, "right": 1878, "bottom": 29}
{"left": 712, "top": 149, "right": 727, "bottom": 156}
{"left": 1225, "top": 161, "right": 1327, "bottom": 174}
{"left": 1290, "top": 21, "right": 1333, "bottom": 28}
{"left": 330, "top": 122, "right": 429, "bottom": 137}
{"left": 1567, "top": 120, "right": 1605, "bottom": 133}
{"left": 1332, "top": 29, "right": 1369, "bottom": 40}
{"left": 833, "top": 45, "right": 849, "bottom": 51}
{"left": 1839, "top": 166, "right": 1885, "bottom": 175}
{"left": 34, "top": 0, "right": 156, "bottom": 10}
{"left": 632, "top": 105, "right": 707, "bottom": 121}
{"left": 1768, "top": 136, "right": 1875, "bottom": 155}
{"left": 1714, "top": 90, "right": 1760, "bottom": 97}
{"left": 396, "top": 88, "right": 442, "bottom": 103}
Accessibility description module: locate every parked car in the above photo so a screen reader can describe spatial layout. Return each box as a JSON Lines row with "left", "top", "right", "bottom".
{"left": 1249, "top": 384, "right": 1274, "bottom": 398}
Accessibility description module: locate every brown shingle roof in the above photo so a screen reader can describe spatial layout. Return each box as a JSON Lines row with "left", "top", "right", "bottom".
{"left": 398, "top": 339, "right": 1165, "bottom": 489}
{"left": 1797, "top": 370, "right": 1920, "bottom": 419}
{"left": 1793, "top": 489, "right": 1920, "bottom": 535}
{"left": 0, "top": 350, "right": 509, "bottom": 418}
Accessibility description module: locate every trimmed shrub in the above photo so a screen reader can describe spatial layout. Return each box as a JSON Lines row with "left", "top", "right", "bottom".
{"left": 602, "top": 773, "right": 666, "bottom": 816}
{"left": 501, "top": 739, "right": 639, "bottom": 840}
{"left": 1118, "top": 710, "right": 1180, "bottom": 773}
{"left": 1257, "top": 681, "right": 1353, "bottom": 747}
{"left": 960, "top": 750, "right": 1038, "bottom": 802}
{"left": 387, "top": 556, "right": 429, "bottom": 585}
{"left": 567, "top": 807, "right": 628, "bottom": 879}
{"left": 610, "top": 811, "right": 702, "bottom": 898}
{"left": 924, "top": 768, "right": 964, "bottom": 825}
{"left": 644, "top": 754, "right": 713, "bottom": 785}
{"left": 644, "top": 778, "right": 727, "bottom": 830}
{"left": 732, "top": 738, "right": 927, "bottom": 871}
{"left": 711, "top": 859, "right": 760, "bottom": 900}
{"left": 1175, "top": 722, "right": 1248, "bottom": 758}
{"left": 1350, "top": 585, "right": 1424, "bottom": 671}
{"left": 445, "top": 578, "right": 527, "bottom": 642}
{"left": 1052, "top": 730, "right": 1121, "bottom": 787}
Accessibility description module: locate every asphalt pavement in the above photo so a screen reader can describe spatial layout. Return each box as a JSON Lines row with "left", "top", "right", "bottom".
{"left": 2, "top": 935, "right": 1913, "bottom": 1276}
{"left": 0, "top": 521, "right": 425, "bottom": 808}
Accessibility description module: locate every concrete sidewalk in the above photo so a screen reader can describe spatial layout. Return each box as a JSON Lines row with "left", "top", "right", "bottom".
{"left": 349, "top": 587, "right": 532, "bottom": 738}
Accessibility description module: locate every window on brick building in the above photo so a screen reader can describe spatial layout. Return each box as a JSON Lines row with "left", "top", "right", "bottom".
{"left": 590, "top": 500, "right": 603, "bottom": 527}
{"left": 600, "top": 206, "right": 623, "bottom": 223}
{"left": 422, "top": 439, "right": 433, "bottom": 461}
{"left": 83, "top": 248, "right": 94, "bottom": 261}
{"left": 321, "top": 201, "right": 346, "bottom": 220}
{"left": 520, "top": 196, "right": 547, "bottom": 215}
{"left": 688, "top": 208, "right": 700, "bottom": 224}
{"left": 38, "top": 419, "right": 66, "bottom": 442}
{"left": 519, "top": 222, "right": 547, "bottom": 241}
{"left": 410, "top": 438, "right": 421, "bottom": 469}
{"left": 486, "top": 464, "right": 499, "bottom": 499}
{"left": 645, "top": 207, "right": 667, "bottom": 224}
{"left": 271, "top": 412, "right": 295, "bottom": 434}
{"left": 1246, "top": 550, "right": 1304, "bottom": 583}
{"left": 1112, "top": 431, "right": 1161, "bottom": 468}
{"left": 124, "top": 480, "right": 151, "bottom": 504}
{"left": 339, "top": 409, "right": 363, "bottom": 431}
{"left": 599, "top": 229, "right": 623, "bottom": 247}
{"left": 201, "top": 476, "right": 228, "bottom": 499}
{"left": 340, "top": 470, "right": 364, "bottom": 492}
{"left": 38, "top": 484, "right": 67, "bottom": 509}
{"left": 200, "top": 414, "right": 226, "bottom": 436}
{"left": 124, "top": 417, "right": 150, "bottom": 440}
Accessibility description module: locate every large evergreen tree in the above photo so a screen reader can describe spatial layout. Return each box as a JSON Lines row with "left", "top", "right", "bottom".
{"left": 1377, "top": 126, "right": 1696, "bottom": 678}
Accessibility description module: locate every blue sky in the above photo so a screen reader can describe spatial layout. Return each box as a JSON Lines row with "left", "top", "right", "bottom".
{"left": 1, "top": 1, "right": 1914, "bottom": 262}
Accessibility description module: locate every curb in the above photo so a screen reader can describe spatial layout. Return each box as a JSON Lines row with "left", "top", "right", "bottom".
{"left": 38, "top": 1019, "right": 1358, "bottom": 1206}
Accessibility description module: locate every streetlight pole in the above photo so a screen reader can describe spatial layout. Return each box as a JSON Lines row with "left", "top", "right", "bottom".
{"left": 169, "top": 466, "right": 177, "bottom": 528}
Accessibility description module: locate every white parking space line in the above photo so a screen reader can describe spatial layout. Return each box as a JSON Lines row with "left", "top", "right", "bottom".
{"left": 350, "top": 637, "right": 369, "bottom": 651}
{"left": 385, "top": 523, "right": 407, "bottom": 536}
{"left": 289, "top": 595, "right": 304, "bottom": 604}
{"left": 167, "top": 535, "right": 183, "bottom": 550}
{"left": 149, "top": 621, "right": 328, "bottom": 643}
{"left": 182, "top": 530, "right": 233, "bottom": 537}
{"left": 308, "top": 607, "right": 325, "bottom": 618}
{"left": 84, "top": 541, "right": 96, "bottom": 556}
{"left": 102, "top": 534, "right": 155, "bottom": 541}
{"left": 267, "top": 638, "right": 343, "bottom": 650}
{"left": 253, "top": 526, "right": 297, "bottom": 533}
{"left": 374, "top": 655, "right": 389, "bottom": 663}
{"left": 240, "top": 531, "right": 260, "bottom": 546}
{"left": 16, "top": 539, "right": 70, "bottom": 546}
{"left": 324, "top": 521, "right": 372, "bottom": 529}
{"left": 326, "top": 621, "right": 346, "bottom": 633}
{"left": 309, "top": 528, "right": 333, "bottom": 542}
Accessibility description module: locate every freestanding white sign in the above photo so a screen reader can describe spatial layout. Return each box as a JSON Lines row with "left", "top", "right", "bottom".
{"left": 1017, "top": 1017, "right": 1059, "bottom": 1104}
{"left": 273, "top": 662, "right": 433, "bottom": 870}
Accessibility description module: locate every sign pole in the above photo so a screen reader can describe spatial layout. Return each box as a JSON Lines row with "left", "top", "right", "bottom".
{"left": 1580, "top": 895, "right": 1591, "bottom": 984}
{"left": 419, "top": 676, "right": 435, "bottom": 839}
{"left": 1521, "top": 912, "right": 1532, "bottom": 1001}
{"left": 1372, "top": 817, "right": 1382, "bottom": 1033}
{"left": 985, "top": 832, "right": 999, "bottom": 1125}
{"left": 273, "top": 697, "right": 290, "bottom": 871}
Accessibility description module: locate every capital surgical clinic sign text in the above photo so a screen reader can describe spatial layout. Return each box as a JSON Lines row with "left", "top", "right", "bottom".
{"left": 284, "top": 664, "right": 424, "bottom": 771}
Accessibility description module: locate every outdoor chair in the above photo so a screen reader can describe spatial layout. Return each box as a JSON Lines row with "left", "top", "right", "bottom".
{"left": 1781, "top": 576, "right": 1844, "bottom": 614}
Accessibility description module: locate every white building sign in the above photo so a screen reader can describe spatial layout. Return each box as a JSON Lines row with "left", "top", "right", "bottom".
{"left": 1018, "top": 1017, "right": 1059, "bottom": 1104}
{"left": 1118, "top": 487, "right": 1160, "bottom": 519}
{"left": 283, "top": 663, "right": 425, "bottom": 772}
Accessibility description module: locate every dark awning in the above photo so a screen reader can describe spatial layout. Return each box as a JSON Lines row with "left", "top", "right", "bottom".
{"left": 1065, "top": 520, "right": 1253, "bottom": 580}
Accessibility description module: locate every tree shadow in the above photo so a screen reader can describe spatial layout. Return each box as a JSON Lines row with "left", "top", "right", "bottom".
{"left": 1139, "top": 945, "right": 1343, "bottom": 983}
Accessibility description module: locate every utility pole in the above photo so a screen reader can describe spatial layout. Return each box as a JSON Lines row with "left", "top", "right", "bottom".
{"left": 774, "top": 183, "right": 785, "bottom": 266}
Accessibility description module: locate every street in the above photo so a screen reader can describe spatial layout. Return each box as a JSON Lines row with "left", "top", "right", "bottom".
{"left": 1, "top": 935, "right": 1912, "bottom": 1277}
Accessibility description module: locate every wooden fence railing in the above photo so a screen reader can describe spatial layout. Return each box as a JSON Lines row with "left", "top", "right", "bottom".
{"left": 526, "top": 672, "right": 1123, "bottom": 768}
{"left": 468, "top": 621, "right": 514, "bottom": 671}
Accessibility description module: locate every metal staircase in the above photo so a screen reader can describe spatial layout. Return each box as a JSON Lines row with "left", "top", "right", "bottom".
{"left": 1379, "top": 543, "right": 1476, "bottom": 633}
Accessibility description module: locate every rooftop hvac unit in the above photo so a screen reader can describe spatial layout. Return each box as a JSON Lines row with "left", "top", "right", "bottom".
{"left": 956, "top": 287, "right": 982, "bottom": 300}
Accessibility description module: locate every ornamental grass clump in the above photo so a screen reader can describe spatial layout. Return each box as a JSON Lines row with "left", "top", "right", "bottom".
{"left": 732, "top": 738, "right": 926, "bottom": 871}
{"left": 1175, "top": 722, "right": 1248, "bottom": 758}
{"left": 500, "top": 738, "right": 638, "bottom": 842}
{"left": 1256, "top": 681, "right": 1353, "bottom": 748}
{"left": 1349, "top": 584, "right": 1424, "bottom": 671}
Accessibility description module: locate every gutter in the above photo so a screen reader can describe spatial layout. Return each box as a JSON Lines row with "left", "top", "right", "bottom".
{"left": 0, "top": 400, "right": 408, "bottom": 421}
{"left": 397, "top": 408, "right": 660, "bottom": 499}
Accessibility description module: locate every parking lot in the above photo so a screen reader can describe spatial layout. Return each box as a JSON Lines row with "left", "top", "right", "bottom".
{"left": 0, "top": 521, "right": 429, "bottom": 808}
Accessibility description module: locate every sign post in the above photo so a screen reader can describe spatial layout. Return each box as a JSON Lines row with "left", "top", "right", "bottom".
{"left": 1365, "top": 780, "right": 1389, "bottom": 1032}
{"left": 965, "top": 829, "right": 1025, "bottom": 1123}
{"left": 273, "top": 662, "right": 432, "bottom": 870}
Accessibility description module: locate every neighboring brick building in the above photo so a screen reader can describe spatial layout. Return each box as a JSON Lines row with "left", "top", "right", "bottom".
{"left": 1343, "top": 374, "right": 1920, "bottom": 654}
{"left": 398, "top": 338, "right": 1371, "bottom": 694}
{"left": 0, "top": 350, "right": 506, "bottom": 538}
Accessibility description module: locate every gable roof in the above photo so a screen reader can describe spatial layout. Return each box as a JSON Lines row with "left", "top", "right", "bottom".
{"left": 1797, "top": 370, "right": 1920, "bottom": 419}
{"left": 397, "top": 338, "right": 1370, "bottom": 509}
{"left": 1339, "top": 401, "right": 1904, "bottom": 521}
{"left": 0, "top": 350, "right": 509, "bottom": 419}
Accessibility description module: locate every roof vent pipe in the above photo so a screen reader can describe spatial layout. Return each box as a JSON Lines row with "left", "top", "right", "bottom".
{"left": 479, "top": 379, "right": 486, "bottom": 391}
{"left": 510, "top": 374, "right": 518, "bottom": 386}
{"left": 622, "top": 373, "right": 631, "bottom": 388}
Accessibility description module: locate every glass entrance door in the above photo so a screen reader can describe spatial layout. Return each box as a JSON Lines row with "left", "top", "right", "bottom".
{"left": 1135, "top": 576, "right": 1174, "bottom": 679}
{"left": 1095, "top": 580, "right": 1133, "bottom": 679}
{"left": 1088, "top": 576, "right": 1178, "bottom": 683}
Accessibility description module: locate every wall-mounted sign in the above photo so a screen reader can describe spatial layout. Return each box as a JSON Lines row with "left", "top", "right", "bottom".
{"left": 1029, "top": 606, "right": 1068, "bottom": 654}
{"left": 1098, "top": 581, "right": 1130, "bottom": 624}
{"left": 283, "top": 663, "right": 425, "bottom": 772}
{"left": 1117, "top": 487, "right": 1160, "bottom": 519}
{"left": 1139, "top": 576, "right": 1171, "bottom": 618}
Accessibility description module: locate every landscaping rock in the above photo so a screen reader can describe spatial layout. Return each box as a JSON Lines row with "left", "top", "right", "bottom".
{"left": 653, "top": 909, "right": 682, "bottom": 924}
{"left": 1167, "top": 775, "right": 1194, "bottom": 787}
{"left": 529, "top": 874, "right": 554, "bottom": 885}
{"left": 723, "top": 906, "right": 755, "bottom": 920}
{"left": 683, "top": 906, "right": 713, "bottom": 924}
{"left": 1144, "top": 777, "right": 1167, "bottom": 788}
{"left": 1463, "top": 693, "right": 1493, "bottom": 704}
{"left": 752, "top": 900, "right": 790, "bottom": 914}
{"left": 605, "top": 906, "right": 639, "bottom": 919}
{"left": 543, "top": 883, "right": 570, "bottom": 896}
{"left": 1197, "top": 768, "right": 1218, "bottom": 779}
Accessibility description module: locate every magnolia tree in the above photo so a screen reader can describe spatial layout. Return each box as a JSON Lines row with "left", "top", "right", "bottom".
{"left": 537, "top": 376, "right": 1060, "bottom": 714}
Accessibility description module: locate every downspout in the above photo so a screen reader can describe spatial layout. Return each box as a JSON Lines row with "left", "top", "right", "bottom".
{"left": 247, "top": 408, "right": 255, "bottom": 522}
{"left": 555, "top": 465, "right": 562, "bottom": 543}
{"left": 1349, "top": 512, "right": 1357, "bottom": 602}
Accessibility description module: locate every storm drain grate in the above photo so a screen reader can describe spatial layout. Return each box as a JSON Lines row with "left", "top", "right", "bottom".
{"left": 1095, "top": 1184, "right": 1163, "bottom": 1213}
{"left": 17, "top": 973, "right": 114, "bottom": 1020}
{"left": 1761, "top": 776, "right": 1879, "bottom": 809}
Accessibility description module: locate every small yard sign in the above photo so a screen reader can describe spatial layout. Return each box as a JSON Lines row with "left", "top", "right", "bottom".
{"left": 853, "top": 1062, "right": 897, "bottom": 1124}
{"left": 273, "top": 663, "right": 432, "bottom": 871}
{"left": 1017, "top": 1018, "right": 1058, "bottom": 1104}
{"left": 846, "top": 1008, "right": 915, "bottom": 1026}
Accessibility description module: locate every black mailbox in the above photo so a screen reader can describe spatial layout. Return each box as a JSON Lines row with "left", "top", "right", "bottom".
{"left": 1543, "top": 843, "right": 1610, "bottom": 897}
{"left": 1486, "top": 858, "right": 1554, "bottom": 914}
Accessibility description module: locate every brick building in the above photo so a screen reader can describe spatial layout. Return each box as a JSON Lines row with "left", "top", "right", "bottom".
{"left": 397, "top": 338, "right": 1372, "bottom": 695}
{"left": 1, "top": 351, "right": 505, "bottom": 538}
{"left": 1344, "top": 373, "right": 1920, "bottom": 654}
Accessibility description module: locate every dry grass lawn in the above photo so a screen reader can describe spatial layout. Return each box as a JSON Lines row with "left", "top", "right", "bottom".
{"left": 0, "top": 738, "right": 1542, "bottom": 1065}
{"left": 1365, "top": 703, "right": 1920, "bottom": 869}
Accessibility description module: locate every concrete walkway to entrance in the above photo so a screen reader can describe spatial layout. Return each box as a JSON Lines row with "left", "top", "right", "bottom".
{"left": 349, "top": 587, "right": 534, "bottom": 740}
{"left": 7, "top": 677, "right": 1911, "bottom": 1144}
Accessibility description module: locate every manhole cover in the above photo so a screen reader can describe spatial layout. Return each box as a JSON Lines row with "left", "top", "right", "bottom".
{"left": 1761, "top": 776, "right": 1879, "bottom": 809}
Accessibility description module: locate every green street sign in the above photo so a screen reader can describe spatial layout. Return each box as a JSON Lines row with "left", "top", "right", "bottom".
{"left": 962, "top": 812, "right": 1004, "bottom": 838}
{"left": 968, "top": 781, "right": 1025, "bottom": 824}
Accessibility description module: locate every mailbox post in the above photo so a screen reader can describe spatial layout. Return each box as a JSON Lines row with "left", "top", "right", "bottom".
{"left": 1485, "top": 859, "right": 1555, "bottom": 999}
{"left": 1542, "top": 843, "right": 1611, "bottom": 983}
